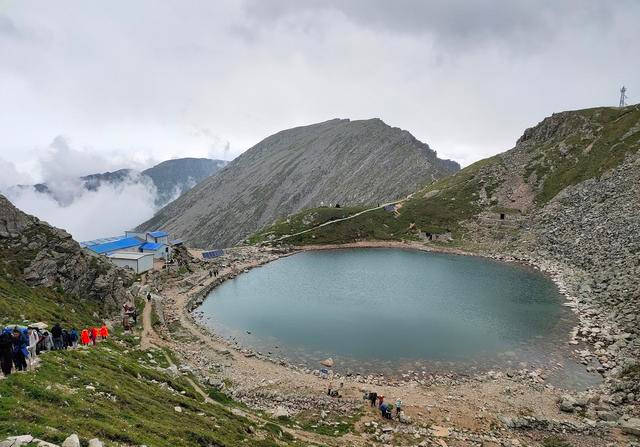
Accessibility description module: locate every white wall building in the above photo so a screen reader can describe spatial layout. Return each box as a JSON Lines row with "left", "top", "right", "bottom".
{"left": 107, "top": 252, "right": 154, "bottom": 274}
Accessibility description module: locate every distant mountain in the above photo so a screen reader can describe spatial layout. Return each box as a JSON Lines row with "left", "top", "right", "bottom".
{"left": 142, "top": 158, "right": 228, "bottom": 207}
{"left": 21, "top": 157, "right": 228, "bottom": 208}
{"left": 137, "top": 118, "right": 460, "bottom": 248}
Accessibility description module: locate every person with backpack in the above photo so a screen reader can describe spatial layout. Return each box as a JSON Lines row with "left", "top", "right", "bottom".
{"left": 12, "top": 328, "right": 29, "bottom": 371}
{"left": 69, "top": 328, "right": 79, "bottom": 348}
{"left": 0, "top": 329, "right": 13, "bottom": 376}
{"left": 51, "top": 323, "right": 63, "bottom": 350}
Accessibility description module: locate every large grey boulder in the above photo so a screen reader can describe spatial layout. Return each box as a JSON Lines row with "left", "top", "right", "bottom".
{"left": 61, "top": 434, "right": 80, "bottom": 447}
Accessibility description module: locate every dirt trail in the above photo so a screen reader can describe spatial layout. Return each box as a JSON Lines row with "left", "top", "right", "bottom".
{"left": 274, "top": 192, "right": 414, "bottom": 242}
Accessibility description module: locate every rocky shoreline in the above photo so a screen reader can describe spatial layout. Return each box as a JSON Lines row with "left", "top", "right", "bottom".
{"left": 146, "top": 243, "right": 640, "bottom": 446}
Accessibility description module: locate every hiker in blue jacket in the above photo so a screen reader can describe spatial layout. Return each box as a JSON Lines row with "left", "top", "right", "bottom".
{"left": 12, "top": 327, "right": 29, "bottom": 371}
{"left": 69, "top": 328, "right": 79, "bottom": 348}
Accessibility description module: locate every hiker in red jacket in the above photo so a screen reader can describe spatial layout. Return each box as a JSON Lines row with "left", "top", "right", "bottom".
{"left": 100, "top": 324, "right": 109, "bottom": 339}
{"left": 90, "top": 327, "right": 99, "bottom": 345}
{"left": 80, "top": 329, "right": 90, "bottom": 345}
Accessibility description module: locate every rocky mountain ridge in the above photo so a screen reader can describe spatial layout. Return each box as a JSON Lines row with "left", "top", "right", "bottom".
{"left": 137, "top": 118, "right": 460, "bottom": 248}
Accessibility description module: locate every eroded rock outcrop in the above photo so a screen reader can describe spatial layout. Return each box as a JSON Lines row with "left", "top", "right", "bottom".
{"left": 0, "top": 194, "right": 133, "bottom": 313}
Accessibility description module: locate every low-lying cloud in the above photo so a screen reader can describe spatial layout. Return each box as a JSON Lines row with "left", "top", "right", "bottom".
{"left": 1, "top": 137, "right": 162, "bottom": 242}
{"left": 6, "top": 178, "right": 158, "bottom": 242}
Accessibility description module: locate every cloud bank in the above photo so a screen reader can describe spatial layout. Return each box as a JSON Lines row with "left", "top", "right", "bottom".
{"left": 1, "top": 0, "right": 638, "bottom": 170}
{"left": 1, "top": 137, "right": 160, "bottom": 241}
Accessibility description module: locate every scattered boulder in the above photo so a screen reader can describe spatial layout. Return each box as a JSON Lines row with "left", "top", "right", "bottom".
{"left": 0, "top": 435, "right": 34, "bottom": 447}
{"left": 621, "top": 418, "right": 640, "bottom": 436}
{"left": 61, "top": 434, "right": 80, "bottom": 447}
{"left": 272, "top": 406, "right": 290, "bottom": 418}
{"left": 320, "top": 358, "right": 334, "bottom": 368}
{"left": 88, "top": 440, "right": 103, "bottom": 447}
{"left": 559, "top": 394, "right": 577, "bottom": 412}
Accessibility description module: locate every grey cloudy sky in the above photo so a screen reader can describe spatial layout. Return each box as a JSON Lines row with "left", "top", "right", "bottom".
{"left": 1, "top": 0, "right": 639, "bottom": 182}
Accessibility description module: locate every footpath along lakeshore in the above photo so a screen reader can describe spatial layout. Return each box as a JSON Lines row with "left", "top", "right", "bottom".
{"left": 140, "top": 244, "right": 638, "bottom": 447}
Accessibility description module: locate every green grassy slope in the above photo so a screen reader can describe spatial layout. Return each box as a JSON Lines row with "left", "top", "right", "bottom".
{"left": 250, "top": 105, "right": 640, "bottom": 246}
{"left": 0, "top": 337, "right": 295, "bottom": 446}
{"left": 0, "top": 281, "right": 295, "bottom": 447}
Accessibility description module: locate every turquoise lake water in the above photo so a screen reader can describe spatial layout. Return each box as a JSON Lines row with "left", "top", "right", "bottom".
{"left": 197, "top": 249, "right": 600, "bottom": 388}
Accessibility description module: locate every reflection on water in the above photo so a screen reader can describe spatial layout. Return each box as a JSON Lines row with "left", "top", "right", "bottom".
{"left": 197, "top": 249, "right": 601, "bottom": 390}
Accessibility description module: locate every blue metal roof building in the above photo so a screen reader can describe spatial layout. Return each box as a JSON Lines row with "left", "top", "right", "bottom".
{"left": 148, "top": 231, "right": 168, "bottom": 238}
{"left": 87, "top": 237, "right": 144, "bottom": 255}
{"left": 140, "top": 242, "right": 163, "bottom": 251}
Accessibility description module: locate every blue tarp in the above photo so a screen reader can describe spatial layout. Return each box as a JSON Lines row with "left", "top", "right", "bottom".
{"left": 148, "top": 231, "right": 168, "bottom": 238}
{"left": 87, "top": 237, "right": 143, "bottom": 254}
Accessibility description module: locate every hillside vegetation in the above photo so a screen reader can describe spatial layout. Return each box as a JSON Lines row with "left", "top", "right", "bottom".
{"left": 251, "top": 105, "right": 640, "bottom": 246}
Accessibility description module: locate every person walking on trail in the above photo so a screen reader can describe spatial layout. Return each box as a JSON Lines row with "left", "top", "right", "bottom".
{"left": 69, "top": 328, "right": 79, "bottom": 348}
{"left": 90, "top": 327, "right": 99, "bottom": 345}
{"left": 62, "top": 329, "right": 70, "bottom": 349}
{"left": 395, "top": 399, "right": 403, "bottom": 419}
{"left": 51, "top": 323, "right": 63, "bottom": 350}
{"left": 27, "top": 328, "right": 38, "bottom": 360}
{"left": 0, "top": 329, "right": 13, "bottom": 376}
{"left": 100, "top": 324, "right": 109, "bottom": 339}
{"left": 147, "top": 292, "right": 152, "bottom": 302}
{"left": 12, "top": 328, "right": 29, "bottom": 371}
{"left": 80, "top": 329, "right": 90, "bottom": 345}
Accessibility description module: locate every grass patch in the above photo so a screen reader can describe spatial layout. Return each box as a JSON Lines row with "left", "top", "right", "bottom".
{"left": 283, "top": 409, "right": 361, "bottom": 438}
{"left": 542, "top": 436, "right": 574, "bottom": 447}
{"left": 0, "top": 340, "right": 292, "bottom": 446}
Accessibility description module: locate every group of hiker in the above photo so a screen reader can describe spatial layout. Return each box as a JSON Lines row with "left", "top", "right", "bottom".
{"left": 365, "top": 391, "right": 404, "bottom": 420}
{"left": 208, "top": 269, "right": 220, "bottom": 278}
{"left": 0, "top": 322, "right": 109, "bottom": 378}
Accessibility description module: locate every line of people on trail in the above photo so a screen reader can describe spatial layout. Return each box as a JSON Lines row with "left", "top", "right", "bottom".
{"left": 208, "top": 269, "right": 220, "bottom": 278}
{"left": 0, "top": 322, "right": 109, "bottom": 378}
{"left": 365, "top": 391, "right": 404, "bottom": 420}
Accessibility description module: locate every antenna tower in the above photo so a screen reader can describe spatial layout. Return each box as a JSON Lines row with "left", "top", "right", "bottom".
{"left": 619, "top": 85, "right": 628, "bottom": 107}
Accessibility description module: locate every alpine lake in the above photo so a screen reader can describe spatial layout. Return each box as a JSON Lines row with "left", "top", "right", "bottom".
{"left": 196, "top": 248, "right": 601, "bottom": 389}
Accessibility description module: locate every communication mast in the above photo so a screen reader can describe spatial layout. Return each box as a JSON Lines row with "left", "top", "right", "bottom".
{"left": 619, "top": 85, "right": 628, "bottom": 107}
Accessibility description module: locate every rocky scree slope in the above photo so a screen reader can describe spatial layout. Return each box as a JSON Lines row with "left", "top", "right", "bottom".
{"left": 0, "top": 194, "right": 133, "bottom": 314}
{"left": 137, "top": 118, "right": 459, "bottom": 248}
